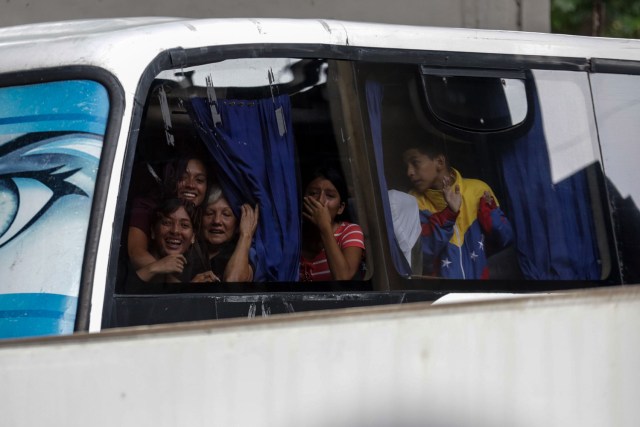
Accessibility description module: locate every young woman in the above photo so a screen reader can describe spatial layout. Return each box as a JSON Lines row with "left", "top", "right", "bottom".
{"left": 299, "top": 166, "right": 365, "bottom": 282}
{"left": 128, "top": 156, "right": 209, "bottom": 270}
{"left": 191, "top": 187, "right": 259, "bottom": 283}
{"left": 134, "top": 198, "right": 197, "bottom": 283}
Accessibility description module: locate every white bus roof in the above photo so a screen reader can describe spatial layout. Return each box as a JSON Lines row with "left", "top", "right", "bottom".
{"left": 1, "top": 17, "right": 640, "bottom": 81}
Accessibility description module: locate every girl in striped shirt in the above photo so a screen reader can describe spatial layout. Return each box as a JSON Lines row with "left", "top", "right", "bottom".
{"left": 300, "top": 166, "right": 365, "bottom": 282}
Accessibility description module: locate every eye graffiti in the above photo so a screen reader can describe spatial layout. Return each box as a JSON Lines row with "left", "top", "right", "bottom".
{"left": 0, "top": 131, "right": 98, "bottom": 248}
{"left": 0, "top": 80, "right": 108, "bottom": 338}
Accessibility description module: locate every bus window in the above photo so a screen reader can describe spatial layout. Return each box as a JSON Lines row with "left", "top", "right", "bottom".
{"left": 591, "top": 72, "right": 640, "bottom": 283}
{"left": 117, "top": 57, "right": 370, "bottom": 291}
{"left": 421, "top": 68, "right": 528, "bottom": 131}
{"left": 360, "top": 62, "right": 614, "bottom": 284}
{"left": 0, "top": 80, "right": 108, "bottom": 338}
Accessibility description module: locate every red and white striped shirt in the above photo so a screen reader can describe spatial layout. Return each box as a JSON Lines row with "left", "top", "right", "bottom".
{"left": 300, "top": 222, "right": 365, "bottom": 282}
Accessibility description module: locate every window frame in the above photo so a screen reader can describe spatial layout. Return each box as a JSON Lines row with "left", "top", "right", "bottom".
{"left": 103, "top": 43, "right": 626, "bottom": 330}
{"left": 589, "top": 58, "right": 640, "bottom": 284}
{"left": 350, "top": 49, "right": 619, "bottom": 292}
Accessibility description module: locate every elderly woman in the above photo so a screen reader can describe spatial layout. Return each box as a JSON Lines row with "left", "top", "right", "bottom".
{"left": 192, "top": 187, "right": 259, "bottom": 283}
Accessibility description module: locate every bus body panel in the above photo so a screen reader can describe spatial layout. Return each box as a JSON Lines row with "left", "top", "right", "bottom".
{"left": 1, "top": 287, "right": 638, "bottom": 426}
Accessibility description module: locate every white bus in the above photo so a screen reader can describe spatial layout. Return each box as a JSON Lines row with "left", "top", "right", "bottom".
{"left": 2, "top": 17, "right": 640, "bottom": 427}
{"left": 0, "top": 17, "right": 639, "bottom": 339}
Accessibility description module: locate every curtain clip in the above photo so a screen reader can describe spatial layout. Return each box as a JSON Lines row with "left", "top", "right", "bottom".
{"left": 157, "top": 85, "right": 175, "bottom": 146}
{"left": 205, "top": 74, "right": 223, "bottom": 127}
{"left": 268, "top": 68, "right": 286, "bottom": 136}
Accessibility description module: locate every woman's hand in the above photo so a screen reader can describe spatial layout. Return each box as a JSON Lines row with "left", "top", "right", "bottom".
{"left": 152, "top": 254, "right": 188, "bottom": 275}
{"left": 239, "top": 204, "right": 259, "bottom": 238}
{"left": 303, "top": 196, "right": 333, "bottom": 233}
{"left": 137, "top": 253, "right": 188, "bottom": 282}
{"left": 224, "top": 204, "right": 258, "bottom": 283}
{"left": 192, "top": 270, "right": 220, "bottom": 283}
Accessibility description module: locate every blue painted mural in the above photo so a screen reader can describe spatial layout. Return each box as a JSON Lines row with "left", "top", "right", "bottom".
{"left": 0, "top": 80, "right": 108, "bottom": 339}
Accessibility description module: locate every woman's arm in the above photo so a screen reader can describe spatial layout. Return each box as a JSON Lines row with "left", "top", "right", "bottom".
{"left": 224, "top": 204, "right": 259, "bottom": 282}
{"left": 323, "top": 238, "right": 363, "bottom": 280}
{"left": 318, "top": 224, "right": 363, "bottom": 281}
{"left": 136, "top": 254, "right": 187, "bottom": 282}
{"left": 128, "top": 227, "right": 157, "bottom": 270}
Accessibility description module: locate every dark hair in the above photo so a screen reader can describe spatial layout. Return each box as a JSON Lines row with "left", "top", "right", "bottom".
{"left": 304, "top": 165, "right": 350, "bottom": 221}
{"left": 161, "top": 156, "right": 210, "bottom": 201}
{"left": 403, "top": 137, "right": 450, "bottom": 170}
{"left": 405, "top": 137, "right": 446, "bottom": 159}
{"left": 159, "top": 156, "right": 210, "bottom": 230}
{"left": 304, "top": 165, "right": 349, "bottom": 202}
{"left": 151, "top": 198, "right": 196, "bottom": 229}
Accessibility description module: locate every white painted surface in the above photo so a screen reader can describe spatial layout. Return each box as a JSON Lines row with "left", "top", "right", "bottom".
{"left": 2, "top": 18, "right": 639, "bottom": 78}
{"left": 432, "top": 292, "right": 543, "bottom": 304}
{"left": 1, "top": 0, "right": 549, "bottom": 32}
{"left": 1, "top": 287, "right": 638, "bottom": 426}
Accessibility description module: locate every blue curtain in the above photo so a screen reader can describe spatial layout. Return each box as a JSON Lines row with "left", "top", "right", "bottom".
{"left": 365, "top": 80, "right": 413, "bottom": 276}
{"left": 497, "top": 95, "right": 601, "bottom": 280}
{"left": 188, "top": 96, "right": 300, "bottom": 282}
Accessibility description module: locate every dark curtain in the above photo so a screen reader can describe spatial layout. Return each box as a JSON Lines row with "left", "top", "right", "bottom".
{"left": 365, "top": 80, "right": 413, "bottom": 276}
{"left": 188, "top": 96, "right": 300, "bottom": 282}
{"left": 497, "top": 95, "right": 601, "bottom": 280}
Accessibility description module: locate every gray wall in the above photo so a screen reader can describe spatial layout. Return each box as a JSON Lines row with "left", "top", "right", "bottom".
{"left": 1, "top": 0, "right": 549, "bottom": 32}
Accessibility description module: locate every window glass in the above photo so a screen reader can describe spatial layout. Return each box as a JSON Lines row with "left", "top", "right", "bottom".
{"left": 532, "top": 70, "right": 601, "bottom": 183}
{"left": 0, "top": 80, "right": 108, "bottom": 338}
{"left": 362, "top": 62, "right": 612, "bottom": 283}
{"left": 591, "top": 72, "right": 640, "bottom": 283}
{"left": 120, "top": 57, "right": 368, "bottom": 290}
{"left": 422, "top": 72, "right": 528, "bottom": 131}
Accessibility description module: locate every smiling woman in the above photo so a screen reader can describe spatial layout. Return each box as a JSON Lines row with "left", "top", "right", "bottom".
{"left": 130, "top": 198, "right": 197, "bottom": 285}
{"left": 126, "top": 156, "right": 211, "bottom": 271}
{"left": 168, "top": 158, "right": 208, "bottom": 207}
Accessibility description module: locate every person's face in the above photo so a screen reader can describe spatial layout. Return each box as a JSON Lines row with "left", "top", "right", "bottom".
{"left": 305, "top": 177, "right": 345, "bottom": 221}
{"left": 153, "top": 206, "right": 194, "bottom": 256}
{"left": 202, "top": 197, "right": 238, "bottom": 247}
{"left": 177, "top": 159, "right": 207, "bottom": 206}
{"left": 403, "top": 149, "right": 445, "bottom": 193}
